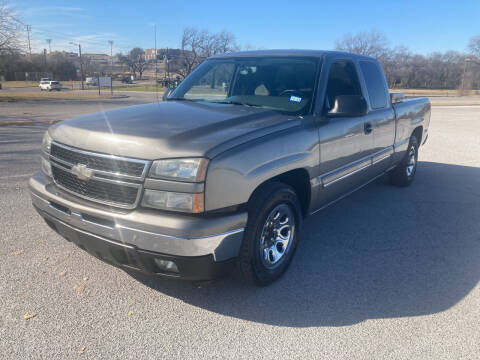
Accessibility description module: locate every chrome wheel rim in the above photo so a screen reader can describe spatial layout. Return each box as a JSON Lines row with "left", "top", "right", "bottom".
{"left": 406, "top": 145, "right": 416, "bottom": 177}
{"left": 260, "top": 204, "right": 295, "bottom": 269}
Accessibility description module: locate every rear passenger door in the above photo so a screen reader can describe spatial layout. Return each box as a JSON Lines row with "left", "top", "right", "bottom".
{"left": 358, "top": 60, "right": 396, "bottom": 173}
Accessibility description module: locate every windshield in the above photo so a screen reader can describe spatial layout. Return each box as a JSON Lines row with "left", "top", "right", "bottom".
{"left": 169, "top": 57, "right": 319, "bottom": 115}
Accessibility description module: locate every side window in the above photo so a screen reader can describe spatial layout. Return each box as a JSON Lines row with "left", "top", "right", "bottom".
{"left": 184, "top": 63, "right": 234, "bottom": 100}
{"left": 359, "top": 61, "right": 388, "bottom": 109}
{"left": 325, "top": 60, "right": 362, "bottom": 109}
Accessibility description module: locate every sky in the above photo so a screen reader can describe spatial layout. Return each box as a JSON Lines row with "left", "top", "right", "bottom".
{"left": 13, "top": 0, "right": 480, "bottom": 55}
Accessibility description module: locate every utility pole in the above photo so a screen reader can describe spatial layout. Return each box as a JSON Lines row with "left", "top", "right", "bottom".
{"left": 46, "top": 39, "right": 52, "bottom": 53}
{"left": 26, "top": 25, "right": 32, "bottom": 56}
{"left": 108, "top": 40, "right": 114, "bottom": 95}
{"left": 461, "top": 58, "right": 471, "bottom": 93}
{"left": 70, "top": 42, "right": 84, "bottom": 90}
{"left": 154, "top": 24, "right": 158, "bottom": 99}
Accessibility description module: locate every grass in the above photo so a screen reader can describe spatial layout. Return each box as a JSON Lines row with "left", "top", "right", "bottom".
{"left": 1, "top": 80, "right": 79, "bottom": 88}
{"left": 113, "top": 85, "right": 166, "bottom": 92}
{"left": 0, "top": 91, "right": 128, "bottom": 102}
{"left": 392, "top": 88, "right": 480, "bottom": 97}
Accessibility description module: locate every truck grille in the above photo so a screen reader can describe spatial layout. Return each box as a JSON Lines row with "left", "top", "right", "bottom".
{"left": 52, "top": 166, "right": 139, "bottom": 206}
{"left": 49, "top": 142, "right": 149, "bottom": 208}
{"left": 51, "top": 143, "right": 146, "bottom": 177}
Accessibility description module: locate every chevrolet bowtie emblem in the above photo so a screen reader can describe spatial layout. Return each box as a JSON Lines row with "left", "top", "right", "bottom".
{"left": 71, "top": 163, "right": 93, "bottom": 181}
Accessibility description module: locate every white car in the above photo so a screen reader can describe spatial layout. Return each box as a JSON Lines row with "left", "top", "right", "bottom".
{"left": 39, "top": 80, "right": 61, "bottom": 91}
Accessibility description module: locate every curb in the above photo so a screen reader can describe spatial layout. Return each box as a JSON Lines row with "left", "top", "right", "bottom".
{"left": 431, "top": 102, "right": 480, "bottom": 107}
{"left": 0, "top": 120, "right": 34, "bottom": 126}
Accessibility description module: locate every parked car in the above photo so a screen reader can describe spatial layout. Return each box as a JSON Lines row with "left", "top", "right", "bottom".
{"left": 119, "top": 76, "right": 133, "bottom": 84}
{"left": 30, "top": 50, "right": 430, "bottom": 285}
{"left": 39, "top": 80, "right": 61, "bottom": 91}
{"left": 85, "top": 77, "right": 112, "bottom": 87}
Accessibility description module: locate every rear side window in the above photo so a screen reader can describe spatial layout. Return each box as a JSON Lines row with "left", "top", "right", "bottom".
{"left": 359, "top": 61, "right": 388, "bottom": 109}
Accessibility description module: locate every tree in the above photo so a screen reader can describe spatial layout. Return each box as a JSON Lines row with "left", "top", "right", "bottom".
{"left": 117, "top": 47, "right": 146, "bottom": 79}
{"left": 177, "top": 28, "right": 238, "bottom": 78}
{"left": 178, "top": 28, "right": 203, "bottom": 78}
{"left": 335, "top": 29, "right": 389, "bottom": 59}
{"left": 468, "top": 35, "right": 480, "bottom": 57}
{"left": 0, "top": 0, "right": 23, "bottom": 54}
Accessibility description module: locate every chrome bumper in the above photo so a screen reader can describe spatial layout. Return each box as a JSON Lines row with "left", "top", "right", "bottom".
{"left": 30, "top": 172, "right": 246, "bottom": 261}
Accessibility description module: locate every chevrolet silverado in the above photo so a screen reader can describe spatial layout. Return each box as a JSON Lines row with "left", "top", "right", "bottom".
{"left": 30, "top": 50, "right": 431, "bottom": 285}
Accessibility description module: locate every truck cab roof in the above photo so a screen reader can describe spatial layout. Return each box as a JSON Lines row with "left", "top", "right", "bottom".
{"left": 211, "top": 49, "right": 377, "bottom": 61}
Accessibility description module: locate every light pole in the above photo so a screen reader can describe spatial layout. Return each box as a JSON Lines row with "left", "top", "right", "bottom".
{"left": 70, "top": 42, "right": 84, "bottom": 90}
{"left": 26, "top": 25, "right": 32, "bottom": 57}
{"left": 108, "top": 40, "right": 114, "bottom": 95}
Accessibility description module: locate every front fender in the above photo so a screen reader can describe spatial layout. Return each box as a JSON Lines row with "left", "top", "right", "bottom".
{"left": 204, "top": 119, "right": 319, "bottom": 211}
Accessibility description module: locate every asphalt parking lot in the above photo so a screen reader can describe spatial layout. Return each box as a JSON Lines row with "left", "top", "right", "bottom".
{"left": 0, "top": 102, "right": 479, "bottom": 359}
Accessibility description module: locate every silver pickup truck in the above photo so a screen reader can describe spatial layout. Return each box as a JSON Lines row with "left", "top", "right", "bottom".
{"left": 30, "top": 50, "right": 430, "bottom": 285}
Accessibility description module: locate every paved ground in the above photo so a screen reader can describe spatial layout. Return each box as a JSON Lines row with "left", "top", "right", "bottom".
{"left": 0, "top": 103, "right": 479, "bottom": 359}
{"left": 0, "top": 92, "right": 157, "bottom": 124}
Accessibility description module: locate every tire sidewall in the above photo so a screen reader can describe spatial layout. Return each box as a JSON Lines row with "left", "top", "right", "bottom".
{"left": 405, "top": 136, "right": 419, "bottom": 184}
{"left": 247, "top": 186, "right": 302, "bottom": 285}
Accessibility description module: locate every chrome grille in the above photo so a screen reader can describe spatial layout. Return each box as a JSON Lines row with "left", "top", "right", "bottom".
{"left": 51, "top": 143, "right": 146, "bottom": 177}
{"left": 49, "top": 142, "right": 150, "bottom": 209}
{"left": 52, "top": 166, "right": 139, "bottom": 206}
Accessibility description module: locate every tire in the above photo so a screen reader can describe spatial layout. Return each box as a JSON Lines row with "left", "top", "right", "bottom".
{"left": 390, "top": 135, "right": 419, "bottom": 187}
{"left": 237, "top": 182, "right": 302, "bottom": 286}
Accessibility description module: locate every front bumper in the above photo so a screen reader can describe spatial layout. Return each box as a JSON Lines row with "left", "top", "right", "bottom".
{"left": 30, "top": 172, "right": 246, "bottom": 280}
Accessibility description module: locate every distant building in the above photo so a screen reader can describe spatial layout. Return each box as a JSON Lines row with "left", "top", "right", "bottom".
{"left": 51, "top": 51, "right": 78, "bottom": 59}
{"left": 145, "top": 48, "right": 186, "bottom": 61}
{"left": 145, "top": 49, "right": 161, "bottom": 61}
{"left": 83, "top": 53, "right": 110, "bottom": 64}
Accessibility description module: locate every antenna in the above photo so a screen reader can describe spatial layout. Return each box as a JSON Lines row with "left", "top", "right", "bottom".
{"left": 154, "top": 24, "right": 159, "bottom": 102}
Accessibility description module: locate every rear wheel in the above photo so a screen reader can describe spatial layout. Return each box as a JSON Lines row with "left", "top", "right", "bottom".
{"left": 390, "top": 135, "right": 419, "bottom": 187}
{"left": 237, "top": 182, "right": 302, "bottom": 286}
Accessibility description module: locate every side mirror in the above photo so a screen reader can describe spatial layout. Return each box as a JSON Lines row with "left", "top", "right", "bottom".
{"left": 327, "top": 95, "right": 368, "bottom": 118}
{"left": 162, "top": 87, "right": 173, "bottom": 101}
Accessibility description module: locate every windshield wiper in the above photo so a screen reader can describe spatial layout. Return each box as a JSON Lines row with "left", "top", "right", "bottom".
{"left": 211, "top": 100, "right": 262, "bottom": 108}
{"left": 166, "top": 97, "right": 201, "bottom": 102}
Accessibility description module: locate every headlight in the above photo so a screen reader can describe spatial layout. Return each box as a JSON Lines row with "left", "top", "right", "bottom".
{"left": 141, "top": 189, "right": 204, "bottom": 213}
{"left": 42, "top": 131, "right": 52, "bottom": 154}
{"left": 149, "top": 158, "right": 209, "bottom": 182}
{"left": 41, "top": 157, "right": 52, "bottom": 177}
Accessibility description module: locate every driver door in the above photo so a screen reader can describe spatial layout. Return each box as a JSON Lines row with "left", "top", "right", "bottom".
{"left": 314, "top": 59, "right": 374, "bottom": 208}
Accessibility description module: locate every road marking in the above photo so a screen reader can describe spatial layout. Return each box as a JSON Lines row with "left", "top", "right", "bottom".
{"left": 0, "top": 173, "right": 33, "bottom": 179}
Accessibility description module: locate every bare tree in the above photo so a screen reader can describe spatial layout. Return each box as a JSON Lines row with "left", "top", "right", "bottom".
{"left": 335, "top": 29, "right": 389, "bottom": 59}
{"left": 0, "top": 0, "right": 23, "bottom": 53}
{"left": 468, "top": 35, "right": 480, "bottom": 57}
{"left": 178, "top": 28, "right": 204, "bottom": 78}
{"left": 117, "top": 47, "right": 146, "bottom": 79}
{"left": 177, "top": 28, "right": 239, "bottom": 78}
{"left": 213, "top": 30, "right": 239, "bottom": 54}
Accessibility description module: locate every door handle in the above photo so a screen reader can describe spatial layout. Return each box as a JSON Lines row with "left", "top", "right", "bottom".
{"left": 364, "top": 122, "right": 373, "bottom": 134}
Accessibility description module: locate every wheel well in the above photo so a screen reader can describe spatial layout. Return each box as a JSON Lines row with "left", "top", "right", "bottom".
{"left": 251, "top": 169, "right": 311, "bottom": 216}
{"left": 412, "top": 126, "right": 423, "bottom": 145}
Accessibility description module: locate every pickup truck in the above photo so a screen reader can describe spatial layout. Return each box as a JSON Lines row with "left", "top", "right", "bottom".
{"left": 30, "top": 50, "right": 430, "bottom": 285}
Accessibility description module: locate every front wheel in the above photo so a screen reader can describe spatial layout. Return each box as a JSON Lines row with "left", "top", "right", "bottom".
{"left": 237, "top": 182, "right": 302, "bottom": 286}
{"left": 390, "top": 135, "right": 419, "bottom": 187}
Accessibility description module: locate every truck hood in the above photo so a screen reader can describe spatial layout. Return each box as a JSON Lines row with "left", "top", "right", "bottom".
{"left": 49, "top": 101, "right": 298, "bottom": 160}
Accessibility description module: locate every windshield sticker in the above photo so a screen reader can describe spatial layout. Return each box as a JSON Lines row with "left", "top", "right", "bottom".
{"left": 289, "top": 95, "right": 302, "bottom": 103}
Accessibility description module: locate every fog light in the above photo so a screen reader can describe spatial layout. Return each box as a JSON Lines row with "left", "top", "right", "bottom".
{"left": 154, "top": 258, "right": 179, "bottom": 273}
